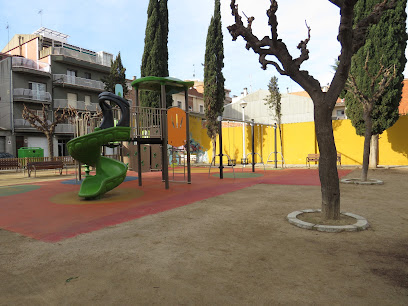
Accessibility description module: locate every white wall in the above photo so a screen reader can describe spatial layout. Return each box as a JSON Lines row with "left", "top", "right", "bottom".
{"left": 27, "top": 136, "right": 53, "bottom": 157}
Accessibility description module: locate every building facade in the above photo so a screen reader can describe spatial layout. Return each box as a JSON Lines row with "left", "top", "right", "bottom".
{"left": 171, "top": 80, "right": 232, "bottom": 115}
{"left": 0, "top": 28, "right": 112, "bottom": 157}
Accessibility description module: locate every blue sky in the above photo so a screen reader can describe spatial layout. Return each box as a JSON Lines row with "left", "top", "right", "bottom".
{"left": 1, "top": 0, "right": 407, "bottom": 97}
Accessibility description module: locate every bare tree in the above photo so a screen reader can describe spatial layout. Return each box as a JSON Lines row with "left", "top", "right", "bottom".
{"left": 347, "top": 53, "right": 396, "bottom": 181}
{"left": 22, "top": 104, "right": 75, "bottom": 159}
{"left": 227, "top": 0, "right": 396, "bottom": 220}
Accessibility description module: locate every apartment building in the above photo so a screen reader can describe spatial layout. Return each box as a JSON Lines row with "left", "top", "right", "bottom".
{"left": 0, "top": 28, "right": 112, "bottom": 157}
{"left": 171, "top": 80, "right": 232, "bottom": 115}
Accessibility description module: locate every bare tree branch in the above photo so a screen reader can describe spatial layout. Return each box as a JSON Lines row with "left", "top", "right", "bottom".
{"left": 294, "top": 21, "right": 311, "bottom": 67}
{"left": 347, "top": 74, "right": 369, "bottom": 107}
{"left": 328, "top": 0, "right": 344, "bottom": 8}
{"left": 259, "top": 54, "right": 286, "bottom": 74}
{"left": 227, "top": 0, "right": 323, "bottom": 94}
{"left": 267, "top": 0, "right": 279, "bottom": 41}
{"left": 347, "top": 51, "right": 397, "bottom": 113}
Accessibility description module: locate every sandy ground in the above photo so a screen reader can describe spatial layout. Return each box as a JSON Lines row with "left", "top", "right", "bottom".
{"left": 1, "top": 167, "right": 407, "bottom": 305}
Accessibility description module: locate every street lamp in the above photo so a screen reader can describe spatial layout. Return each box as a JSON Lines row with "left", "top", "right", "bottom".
{"left": 240, "top": 100, "right": 248, "bottom": 165}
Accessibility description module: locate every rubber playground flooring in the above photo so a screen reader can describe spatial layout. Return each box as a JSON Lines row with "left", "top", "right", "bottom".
{"left": 0, "top": 167, "right": 352, "bottom": 242}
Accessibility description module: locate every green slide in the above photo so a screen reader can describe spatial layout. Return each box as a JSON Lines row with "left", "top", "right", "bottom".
{"left": 67, "top": 126, "right": 131, "bottom": 198}
{"left": 67, "top": 91, "right": 131, "bottom": 199}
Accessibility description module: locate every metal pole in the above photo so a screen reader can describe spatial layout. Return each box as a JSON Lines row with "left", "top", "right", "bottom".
{"left": 251, "top": 119, "right": 255, "bottom": 173}
{"left": 161, "top": 83, "right": 169, "bottom": 189}
{"left": 135, "top": 87, "right": 143, "bottom": 186}
{"left": 185, "top": 88, "right": 191, "bottom": 184}
{"left": 78, "top": 162, "right": 82, "bottom": 181}
{"left": 137, "top": 141, "right": 142, "bottom": 186}
{"left": 242, "top": 108, "right": 245, "bottom": 165}
{"left": 219, "top": 117, "right": 223, "bottom": 179}
{"left": 274, "top": 123, "right": 277, "bottom": 169}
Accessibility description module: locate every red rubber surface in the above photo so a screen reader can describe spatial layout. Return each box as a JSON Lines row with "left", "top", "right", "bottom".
{"left": 0, "top": 168, "right": 351, "bottom": 242}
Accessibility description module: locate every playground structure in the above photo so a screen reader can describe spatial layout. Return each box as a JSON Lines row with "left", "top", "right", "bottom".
{"left": 209, "top": 117, "right": 283, "bottom": 179}
{"left": 67, "top": 92, "right": 131, "bottom": 198}
{"left": 67, "top": 77, "right": 194, "bottom": 199}
{"left": 131, "top": 77, "right": 194, "bottom": 188}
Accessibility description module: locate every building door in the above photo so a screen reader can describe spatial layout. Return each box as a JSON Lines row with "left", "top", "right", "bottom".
{"left": 15, "top": 136, "right": 25, "bottom": 157}
{"left": 57, "top": 139, "right": 69, "bottom": 156}
{"left": 15, "top": 136, "right": 25, "bottom": 151}
{"left": 0, "top": 136, "right": 5, "bottom": 152}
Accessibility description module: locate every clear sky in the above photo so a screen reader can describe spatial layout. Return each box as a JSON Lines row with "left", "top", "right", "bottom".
{"left": 1, "top": 0, "right": 407, "bottom": 97}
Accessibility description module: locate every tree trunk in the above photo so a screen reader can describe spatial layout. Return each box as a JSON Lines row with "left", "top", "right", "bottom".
{"left": 369, "top": 134, "right": 378, "bottom": 169}
{"left": 46, "top": 132, "right": 54, "bottom": 160}
{"left": 212, "top": 137, "right": 216, "bottom": 166}
{"left": 278, "top": 123, "right": 283, "bottom": 161}
{"left": 361, "top": 112, "right": 372, "bottom": 181}
{"left": 314, "top": 102, "right": 340, "bottom": 220}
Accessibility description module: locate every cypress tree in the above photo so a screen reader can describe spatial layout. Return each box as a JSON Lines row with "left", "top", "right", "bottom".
{"left": 265, "top": 76, "right": 283, "bottom": 158}
{"left": 101, "top": 52, "right": 128, "bottom": 97}
{"left": 204, "top": 0, "right": 225, "bottom": 159}
{"left": 140, "top": 0, "right": 171, "bottom": 108}
{"left": 345, "top": 0, "right": 407, "bottom": 136}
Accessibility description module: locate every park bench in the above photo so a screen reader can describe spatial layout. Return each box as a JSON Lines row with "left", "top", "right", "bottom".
{"left": 0, "top": 159, "right": 21, "bottom": 172}
{"left": 26, "top": 161, "right": 66, "bottom": 177}
{"left": 306, "top": 153, "right": 341, "bottom": 167}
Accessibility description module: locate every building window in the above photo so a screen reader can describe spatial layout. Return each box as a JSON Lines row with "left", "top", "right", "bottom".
{"left": 67, "top": 69, "right": 76, "bottom": 84}
{"left": 67, "top": 69, "right": 76, "bottom": 77}
{"left": 28, "top": 82, "right": 46, "bottom": 100}
{"left": 337, "top": 109, "right": 345, "bottom": 117}
{"left": 67, "top": 93, "right": 78, "bottom": 108}
{"left": 35, "top": 110, "right": 45, "bottom": 120}
{"left": 188, "top": 106, "right": 192, "bottom": 112}
{"left": 199, "top": 105, "right": 204, "bottom": 113}
{"left": 84, "top": 72, "right": 91, "bottom": 79}
{"left": 29, "top": 82, "right": 46, "bottom": 92}
{"left": 177, "top": 101, "right": 182, "bottom": 108}
{"left": 84, "top": 95, "right": 91, "bottom": 105}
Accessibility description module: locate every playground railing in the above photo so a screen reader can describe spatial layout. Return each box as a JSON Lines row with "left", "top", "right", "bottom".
{"left": 130, "top": 106, "right": 166, "bottom": 139}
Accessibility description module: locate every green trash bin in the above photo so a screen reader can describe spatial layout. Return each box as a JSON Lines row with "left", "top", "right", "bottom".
{"left": 18, "top": 147, "right": 44, "bottom": 158}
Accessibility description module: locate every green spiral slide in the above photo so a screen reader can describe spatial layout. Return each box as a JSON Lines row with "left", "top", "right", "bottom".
{"left": 67, "top": 92, "right": 131, "bottom": 199}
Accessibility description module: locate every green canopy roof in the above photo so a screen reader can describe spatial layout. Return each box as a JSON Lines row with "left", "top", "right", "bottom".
{"left": 131, "top": 76, "right": 194, "bottom": 95}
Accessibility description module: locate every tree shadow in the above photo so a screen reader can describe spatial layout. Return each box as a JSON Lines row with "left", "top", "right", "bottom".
{"left": 385, "top": 116, "right": 408, "bottom": 158}
{"left": 332, "top": 119, "right": 344, "bottom": 131}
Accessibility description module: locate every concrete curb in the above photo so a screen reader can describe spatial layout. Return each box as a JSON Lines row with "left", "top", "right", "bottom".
{"left": 340, "top": 178, "right": 384, "bottom": 185}
{"left": 287, "top": 209, "right": 369, "bottom": 232}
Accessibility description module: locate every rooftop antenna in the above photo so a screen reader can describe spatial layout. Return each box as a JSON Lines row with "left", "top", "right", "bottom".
{"left": 6, "top": 23, "right": 9, "bottom": 52}
{"left": 38, "top": 9, "right": 43, "bottom": 27}
{"left": 193, "top": 64, "right": 195, "bottom": 79}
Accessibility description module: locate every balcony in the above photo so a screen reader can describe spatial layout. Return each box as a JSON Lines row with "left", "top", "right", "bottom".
{"left": 12, "top": 57, "right": 51, "bottom": 75}
{"left": 40, "top": 46, "right": 112, "bottom": 67}
{"left": 53, "top": 74, "right": 105, "bottom": 92}
{"left": 55, "top": 124, "right": 75, "bottom": 134}
{"left": 13, "top": 88, "right": 52, "bottom": 103}
{"left": 53, "top": 99, "right": 99, "bottom": 112}
{"left": 13, "top": 119, "right": 51, "bottom": 130}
